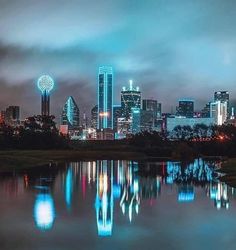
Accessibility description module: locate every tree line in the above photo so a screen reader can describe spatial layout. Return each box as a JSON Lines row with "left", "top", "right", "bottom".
{"left": 0, "top": 115, "right": 68, "bottom": 149}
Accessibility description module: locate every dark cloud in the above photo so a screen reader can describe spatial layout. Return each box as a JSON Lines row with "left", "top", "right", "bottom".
{"left": 0, "top": 0, "right": 236, "bottom": 120}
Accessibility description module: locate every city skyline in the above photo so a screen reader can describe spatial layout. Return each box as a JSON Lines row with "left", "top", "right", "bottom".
{"left": 0, "top": 0, "right": 236, "bottom": 119}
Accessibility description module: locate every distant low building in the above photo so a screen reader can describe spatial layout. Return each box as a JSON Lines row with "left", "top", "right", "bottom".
{"left": 166, "top": 116, "right": 214, "bottom": 132}
{"left": 97, "top": 129, "right": 114, "bottom": 140}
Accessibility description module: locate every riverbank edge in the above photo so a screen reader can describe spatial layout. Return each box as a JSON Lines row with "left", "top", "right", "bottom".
{"left": 0, "top": 150, "right": 150, "bottom": 170}
{"left": 0, "top": 149, "right": 227, "bottom": 171}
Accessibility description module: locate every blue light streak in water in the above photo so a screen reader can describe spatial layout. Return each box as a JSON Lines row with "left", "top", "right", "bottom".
{"left": 65, "top": 167, "right": 73, "bottom": 209}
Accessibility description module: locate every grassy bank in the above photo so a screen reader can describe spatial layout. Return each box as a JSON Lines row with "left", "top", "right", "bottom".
{"left": 0, "top": 149, "right": 149, "bottom": 170}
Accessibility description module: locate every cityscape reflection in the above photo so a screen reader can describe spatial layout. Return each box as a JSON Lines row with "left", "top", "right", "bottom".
{"left": 0, "top": 159, "right": 235, "bottom": 235}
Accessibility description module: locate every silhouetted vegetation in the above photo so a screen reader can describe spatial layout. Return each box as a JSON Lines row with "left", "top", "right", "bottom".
{"left": 1, "top": 117, "right": 236, "bottom": 159}
{"left": 0, "top": 116, "right": 69, "bottom": 150}
{"left": 129, "top": 124, "right": 236, "bottom": 159}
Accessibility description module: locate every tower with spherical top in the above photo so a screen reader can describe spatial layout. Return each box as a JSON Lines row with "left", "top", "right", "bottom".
{"left": 37, "top": 75, "right": 54, "bottom": 116}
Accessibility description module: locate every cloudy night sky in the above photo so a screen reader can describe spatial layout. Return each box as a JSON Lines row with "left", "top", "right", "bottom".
{"left": 0, "top": 0, "right": 236, "bottom": 120}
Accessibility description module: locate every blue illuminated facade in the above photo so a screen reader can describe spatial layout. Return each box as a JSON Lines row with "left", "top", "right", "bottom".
{"left": 61, "top": 96, "right": 80, "bottom": 129}
{"left": 131, "top": 108, "right": 141, "bottom": 134}
{"left": 98, "top": 66, "right": 113, "bottom": 129}
{"left": 121, "top": 80, "right": 141, "bottom": 120}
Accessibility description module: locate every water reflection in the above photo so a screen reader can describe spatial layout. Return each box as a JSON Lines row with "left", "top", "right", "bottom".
{"left": 95, "top": 161, "right": 114, "bottom": 236}
{"left": 0, "top": 158, "right": 235, "bottom": 237}
{"left": 34, "top": 193, "right": 55, "bottom": 230}
{"left": 65, "top": 166, "right": 73, "bottom": 209}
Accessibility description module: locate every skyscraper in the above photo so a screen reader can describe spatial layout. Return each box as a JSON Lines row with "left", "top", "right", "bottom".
{"left": 176, "top": 99, "right": 194, "bottom": 118}
{"left": 210, "top": 101, "right": 227, "bottom": 125}
{"left": 113, "top": 105, "right": 122, "bottom": 132}
{"left": 5, "top": 106, "right": 20, "bottom": 125}
{"left": 61, "top": 96, "right": 80, "bottom": 129}
{"left": 121, "top": 80, "right": 141, "bottom": 120}
{"left": 98, "top": 66, "right": 113, "bottom": 129}
{"left": 91, "top": 105, "right": 98, "bottom": 129}
{"left": 37, "top": 75, "right": 54, "bottom": 116}
{"left": 142, "top": 98, "right": 158, "bottom": 119}
{"left": 214, "top": 91, "right": 229, "bottom": 118}
{"left": 142, "top": 99, "right": 158, "bottom": 113}
{"left": 131, "top": 108, "right": 141, "bottom": 134}
{"left": 201, "top": 102, "right": 211, "bottom": 118}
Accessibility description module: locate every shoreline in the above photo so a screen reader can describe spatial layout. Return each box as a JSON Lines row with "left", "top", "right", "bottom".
{"left": 1, "top": 149, "right": 236, "bottom": 187}
{"left": 0, "top": 149, "right": 227, "bottom": 170}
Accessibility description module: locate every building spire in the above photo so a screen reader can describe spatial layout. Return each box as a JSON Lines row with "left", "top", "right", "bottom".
{"left": 129, "top": 80, "right": 133, "bottom": 90}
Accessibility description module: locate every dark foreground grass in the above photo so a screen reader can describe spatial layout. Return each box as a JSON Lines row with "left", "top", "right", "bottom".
{"left": 0, "top": 149, "right": 148, "bottom": 170}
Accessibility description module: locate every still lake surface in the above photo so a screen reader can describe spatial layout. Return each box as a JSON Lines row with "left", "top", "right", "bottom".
{"left": 0, "top": 159, "right": 236, "bottom": 250}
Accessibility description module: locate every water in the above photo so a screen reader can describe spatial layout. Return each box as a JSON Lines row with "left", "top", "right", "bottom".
{"left": 0, "top": 159, "right": 236, "bottom": 250}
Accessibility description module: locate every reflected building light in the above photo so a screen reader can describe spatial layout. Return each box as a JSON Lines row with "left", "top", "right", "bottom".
{"left": 129, "top": 204, "right": 132, "bottom": 222}
{"left": 215, "top": 183, "right": 229, "bottom": 210}
{"left": 119, "top": 162, "right": 140, "bottom": 222}
{"left": 92, "top": 161, "right": 96, "bottom": 183}
{"left": 118, "top": 161, "right": 124, "bottom": 185}
{"left": 34, "top": 193, "right": 55, "bottom": 230}
{"left": 178, "top": 186, "right": 195, "bottom": 202}
{"left": 209, "top": 183, "right": 218, "bottom": 199}
{"left": 113, "top": 184, "right": 121, "bottom": 199}
{"left": 95, "top": 161, "right": 114, "bottom": 237}
{"left": 133, "top": 179, "right": 139, "bottom": 193}
{"left": 24, "top": 174, "right": 29, "bottom": 189}
{"left": 65, "top": 167, "right": 73, "bottom": 209}
{"left": 166, "top": 176, "right": 174, "bottom": 185}
{"left": 156, "top": 176, "right": 162, "bottom": 194}
{"left": 88, "top": 162, "right": 91, "bottom": 184}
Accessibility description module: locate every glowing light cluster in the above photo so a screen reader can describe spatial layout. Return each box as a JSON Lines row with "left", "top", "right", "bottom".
{"left": 99, "top": 112, "right": 109, "bottom": 117}
{"left": 37, "top": 75, "right": 54, "bottom": 93}
{"left": 34, "top": 194, "right": 55, "bottom": 230}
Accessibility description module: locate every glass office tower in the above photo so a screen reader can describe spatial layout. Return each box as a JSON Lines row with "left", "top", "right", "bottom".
{"left": 98, "top": 66, "right": 113, "bottom": 129}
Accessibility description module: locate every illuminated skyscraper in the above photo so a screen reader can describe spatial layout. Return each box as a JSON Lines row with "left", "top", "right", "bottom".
{"left": 121, "top": 80, "right": 141, "bottom": 120}
{"left": 131, "top": 108, "right": 141, "bottom": 134}
{"left": 210, "top": 101, "right": 227, "bottom": 125}
{"left": 214, "top": 91, "right": 229, "bottom": 118}
{"left": 61, "top": 96, "right": 80, "bottom": 129}
{"left": 98, "top": 66, "right": 113, "bottom": 129}
{"left": 37, "top": 75, "right": 54, "bottom": 116}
